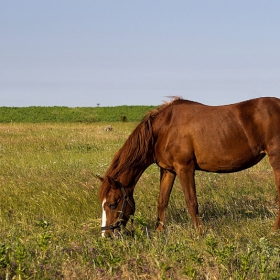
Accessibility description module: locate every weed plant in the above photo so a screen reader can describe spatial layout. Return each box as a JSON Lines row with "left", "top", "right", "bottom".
{"left": 0, "top": 123, "right": 279, "bottom": 279}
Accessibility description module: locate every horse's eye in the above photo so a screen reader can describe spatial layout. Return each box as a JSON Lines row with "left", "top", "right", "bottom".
{"left": 109, "top": 203, "right": 117, "bottom": 210}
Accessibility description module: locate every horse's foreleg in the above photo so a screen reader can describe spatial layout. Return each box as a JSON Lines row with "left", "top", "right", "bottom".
{"left": 175, "top": 164, "right": 203, "bottom": 234}
{"left": 156, "top": 168, "right": 176, "bottom": 231}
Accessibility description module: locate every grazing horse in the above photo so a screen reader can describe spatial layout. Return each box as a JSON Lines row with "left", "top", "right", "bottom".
{"left": 98, "top": 97, "right": 280, "bottom": 237}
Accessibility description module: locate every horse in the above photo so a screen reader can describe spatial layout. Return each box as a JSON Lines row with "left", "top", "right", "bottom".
{"left": 98, "top": 97, "right": 280, "bottom": 237}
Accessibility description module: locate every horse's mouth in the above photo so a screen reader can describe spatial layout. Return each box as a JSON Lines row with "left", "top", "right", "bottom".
{"left": 108, "top": 226, "right": 134, "bottom": 238}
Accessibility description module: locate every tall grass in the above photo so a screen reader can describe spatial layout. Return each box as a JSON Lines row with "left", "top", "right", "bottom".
{"left": 0, "top": 123, "right": 279, "bottom": 279}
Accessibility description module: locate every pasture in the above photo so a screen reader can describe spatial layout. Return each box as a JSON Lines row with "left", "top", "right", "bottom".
{"left": 0, "top": 122, "right": 279, "bottom": 279}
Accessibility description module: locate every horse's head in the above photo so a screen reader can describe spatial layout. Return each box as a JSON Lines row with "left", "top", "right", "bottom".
{"left": 98, "top": 176, "right": 135, "bottom": 237}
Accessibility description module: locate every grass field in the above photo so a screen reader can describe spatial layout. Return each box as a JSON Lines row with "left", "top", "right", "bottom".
{"left": 0, "top": 122, "right": 279, "bottom": 279}
{"left": 0, "top": 106, "right": 156, "bottom": 123}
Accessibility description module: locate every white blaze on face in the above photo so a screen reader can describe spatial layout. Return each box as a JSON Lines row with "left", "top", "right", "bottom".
{"left": 101, "top": 199, "right": 106, "bottom": 237}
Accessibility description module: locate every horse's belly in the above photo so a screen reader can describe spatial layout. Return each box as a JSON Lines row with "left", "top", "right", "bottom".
{"left": 195, "top": 151, "right": 266, "bottom": 173}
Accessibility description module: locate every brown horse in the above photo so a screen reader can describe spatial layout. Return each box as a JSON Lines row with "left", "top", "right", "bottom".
{"left": 98, "top": 97, "right": 280, "bottom": 236}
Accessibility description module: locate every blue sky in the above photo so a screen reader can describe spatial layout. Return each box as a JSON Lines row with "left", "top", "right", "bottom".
{"left": 0, "top": 1, "right": 279, "bottom": 107}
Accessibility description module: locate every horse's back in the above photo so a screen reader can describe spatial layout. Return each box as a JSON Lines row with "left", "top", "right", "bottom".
{"left": 154, "top": 97, "right": 280, "bottom": 173}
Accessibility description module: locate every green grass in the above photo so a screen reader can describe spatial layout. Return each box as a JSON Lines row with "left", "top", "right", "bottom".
{"left": 0, "top": 123, "right": 279, "bottom": 279}
{"left": 0, "top": 106, "right": 156, "bottom": 123}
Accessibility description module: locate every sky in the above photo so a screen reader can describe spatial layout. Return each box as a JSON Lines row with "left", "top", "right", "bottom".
{"left": 0, "top": 1, "right": 280, "bottom": 107}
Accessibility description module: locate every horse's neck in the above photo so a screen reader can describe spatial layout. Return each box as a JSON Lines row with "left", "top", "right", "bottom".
{"left": 117, "top": 161, "right": 152, "bottom": 188}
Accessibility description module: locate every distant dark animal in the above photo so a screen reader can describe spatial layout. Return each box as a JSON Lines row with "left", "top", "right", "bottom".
{"left": 98, "top": 97, "right": 280, "bottom": 236}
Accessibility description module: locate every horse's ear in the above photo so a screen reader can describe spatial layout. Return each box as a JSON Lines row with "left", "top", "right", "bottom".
{"left": 107, "top": 176, "right": 119, "bottom": 189}
{"left": 96, "top": 175, "right": 104, "bottom": 182}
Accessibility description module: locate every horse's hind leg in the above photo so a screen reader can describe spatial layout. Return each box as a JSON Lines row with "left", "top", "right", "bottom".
{"left": 156, "top": 168, "right": 176, "bottom": 231}
{"left": 273, "top": 170, "right": 280, "bottom": 230}
{"left": 268, "top": 153, "right": 280, "bottom": 229}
